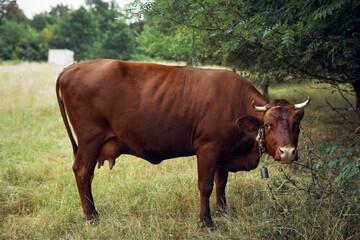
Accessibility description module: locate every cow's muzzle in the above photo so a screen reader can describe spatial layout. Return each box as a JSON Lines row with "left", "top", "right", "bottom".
{"left": 276, "top": 146, "right": 297, "bottom": 164}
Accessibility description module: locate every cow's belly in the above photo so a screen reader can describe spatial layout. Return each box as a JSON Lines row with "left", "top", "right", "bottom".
{"left": 112, "top": 121, "right": 195, "bottom": 164}
{"left": 218, "top": 153, "right": 260, "bottom": 172}
{"left": 120, "top": 138, "right": 194, "bottom": 164}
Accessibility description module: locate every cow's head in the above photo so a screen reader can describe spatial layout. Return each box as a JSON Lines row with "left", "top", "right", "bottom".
{"left": 251, "top": 97, "right": 310, "bottom": 164}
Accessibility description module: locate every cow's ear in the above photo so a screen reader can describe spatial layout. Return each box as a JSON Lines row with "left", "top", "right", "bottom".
{"left": 294, "top": 108, "right": 305, "bottom": 121}
{"left": 236, "top": 116, "right": 261, "bottom": 132}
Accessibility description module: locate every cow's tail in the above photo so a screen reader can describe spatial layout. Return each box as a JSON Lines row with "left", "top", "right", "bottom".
{"left": 56, "top": 73, "right": 78, "bottom": 158}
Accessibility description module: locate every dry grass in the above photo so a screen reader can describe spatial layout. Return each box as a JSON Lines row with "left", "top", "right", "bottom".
{"left": 0, "top": 62, "right": 358, "bottom": 239}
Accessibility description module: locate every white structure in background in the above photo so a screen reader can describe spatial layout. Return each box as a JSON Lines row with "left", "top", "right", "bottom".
{"left": 48, "top": 49, "right": 74, "bottom": 65}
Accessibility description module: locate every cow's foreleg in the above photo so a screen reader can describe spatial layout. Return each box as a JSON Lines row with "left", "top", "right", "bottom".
{"left": 215, "top": 167, "right": 228, "bottom": 212}
{"left": 72, "top": 145, "right": 99, "bottom": 222}
{"left": 196, "top": 145, "right": 220, "bottom": 231}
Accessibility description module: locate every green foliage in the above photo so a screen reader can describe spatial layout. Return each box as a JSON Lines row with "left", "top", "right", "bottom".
{"left": 136, "top": 17, "right": 200, "bottom": 64}
{"left": 281, "top": 29, "right": 295, "bottom": 48}
{"left": 0, "top": 18, "right": 46, "bottom": 61}
{"left": 86, "top": 0, "right": 120, "bottom": 32}
{"left": 129, "top": 52, "right": 154, "bottom": 62}
{"left": 316, "top": 142, "right": 359, "bottom": 184}
{"left": 50, "top": 7, "right": 100, "bottom": 61}
{"left": 312, "top": 0, "right": 353, "bottom": 20}
{"left": 48, "top": 4, "right": 70, "bottom": 19}
{"left": 0, "top": 0, "right": 136, "bottom": 62}
{"left": 84, "top": 0, "right": 135, "bottom": 60}
{"left": 136, "top": 24, "right": 189, "bottom": 61}
{"left": 31, "top": 13, "right": 57, "bottom": 31}
{"left": 102, "top": 20, "right": 134, "bottom": 60}
{"left": 137, "top": 0, "right": 360, "bottom": 107}
{"left": 24, "top": 26, "right": 47, "bottom": 61}
{"left": 0, "top": 0, "right": 27, "bottom": 23}
{"left": 0, "top": 18, "right": 26, "bottom": 60}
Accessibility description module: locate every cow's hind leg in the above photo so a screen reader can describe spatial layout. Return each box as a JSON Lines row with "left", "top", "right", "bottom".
{"left": 72, "top": 140, "right": 103, "bottom": 222}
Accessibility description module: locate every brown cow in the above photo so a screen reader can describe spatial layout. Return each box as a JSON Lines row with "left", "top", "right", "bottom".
{"left": 56, "top": 59, "right": 310, "bottom": 230}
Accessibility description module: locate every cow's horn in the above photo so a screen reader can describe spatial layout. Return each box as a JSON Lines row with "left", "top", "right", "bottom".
{"left": 251, "top": 101, "right": 267, "bottom": 111}
{"left": 294, "top": 96, "right": 311, "bottom": 109}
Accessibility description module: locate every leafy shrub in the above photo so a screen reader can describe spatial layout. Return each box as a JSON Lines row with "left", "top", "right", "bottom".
{"left": 261, "top": 126, "right": 360, "bottom": 239}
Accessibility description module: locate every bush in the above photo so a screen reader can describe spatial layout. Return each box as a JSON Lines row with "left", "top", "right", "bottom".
{"left": 129, "top": 53, "right": 155, "bottom": 62}
{"left": 256, "top": 125, "right": 360, "bottom": 239}
{"left": 102, "top": 20, "right": 135, "bottom": 60}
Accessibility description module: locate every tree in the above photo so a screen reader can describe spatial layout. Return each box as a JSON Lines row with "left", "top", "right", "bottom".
{"left": 86, "top": 0, "right": 120, "bottom": 33}
{"left": 0, "top": 18, "right": 26, "bottom": 59}
{"left": 0, "top": 1, "right": 137, "bottom": 62}
{"left": 0, "top": 18, "right": 46, "bottom": 60}
{"left": 31, "top": 13, "right": 57, "bottom": 31}
{"left": 49, "top": 4, "right": 70, "bottom": 19}
{"left": 24, "top": 26, "right": 47, "bottom": 61}
{"left": 135, "top": 1, "right": 202, "bottom": 64}
{"left": 0, "top": 0, "right": 26, "bottom": 23}
{"left": 50, "top": 7, "right": 100, "bottom": 61}
{"left": 136, "top": 23, "right": 198, "bottom": 64}
{"left": 102, "top": 20, "right": 134, "bottom": 60}
{"left": 138, "top": 0, "right": 360, "bottom": 109}
{"left": 84, "top": 0, "right": 137, "bottom": 60}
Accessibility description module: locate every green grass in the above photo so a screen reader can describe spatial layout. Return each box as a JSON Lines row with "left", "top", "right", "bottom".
{"left": 0, "top": 62, "right": 359, "bottom": 239}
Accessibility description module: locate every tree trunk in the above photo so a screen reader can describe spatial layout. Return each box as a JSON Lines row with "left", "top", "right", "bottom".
{"left": 352, "top": 80, "right": 360, "bottom": 111}
{"left": 262, "top": 79, "right": 270, "bottom": 100}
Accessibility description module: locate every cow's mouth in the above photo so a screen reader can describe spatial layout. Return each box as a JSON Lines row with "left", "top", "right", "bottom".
{"left": 278, "top": 159, "right": 295, "bottom": 164}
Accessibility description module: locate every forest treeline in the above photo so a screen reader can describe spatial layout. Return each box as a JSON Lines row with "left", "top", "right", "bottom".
{"left": 0, "top": 0, "right": 138, "bottom": 61}
{"left": 1, "top": 0, "right": 359, "bottom": 109}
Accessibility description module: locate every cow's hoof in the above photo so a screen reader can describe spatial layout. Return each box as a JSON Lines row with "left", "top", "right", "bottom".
{"left": 205, "top": 225, "right": 216, "bottom": 233}
{"left": 198, "top": 219, "right": 216, "bottom": 233}
{"left": 86, "top": 211, "right": 99, "bottom": 225}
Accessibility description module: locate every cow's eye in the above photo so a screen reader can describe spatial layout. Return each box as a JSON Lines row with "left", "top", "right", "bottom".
{"left": 294, "top": 122, "right": 300, "bottom": 129}
{"left": 264, "top": 124, "right": 270, "bottom": 129}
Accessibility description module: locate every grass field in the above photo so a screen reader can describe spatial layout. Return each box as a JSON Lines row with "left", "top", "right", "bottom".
{"left": 0, "top": 62, "right": 359, "bottom": 239}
